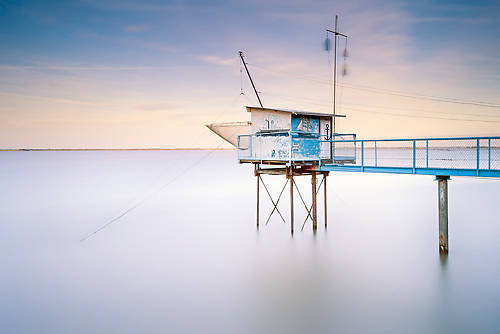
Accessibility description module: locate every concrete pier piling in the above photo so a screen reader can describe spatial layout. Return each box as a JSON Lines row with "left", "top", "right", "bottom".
{"left": 436, "top": 176, "right": 450, "bottom": 254}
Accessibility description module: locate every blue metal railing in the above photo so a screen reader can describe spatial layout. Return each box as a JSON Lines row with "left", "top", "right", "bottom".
{"left": 318, "top": 136, "right": 500, "bottom": 177}
{"left": 320, "top": 133, "right": 357, "bottom": 163}
{"left": 237, "top": 131, "right": 357, "bottom": 163}
{"left": 238, "top": 130, "right": 322, "bottom": 162}
{"left": 238, "top": 133, "right": 500, "bottom": 177}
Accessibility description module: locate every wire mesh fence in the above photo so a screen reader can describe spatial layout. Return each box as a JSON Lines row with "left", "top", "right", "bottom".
{"left": 427, "top": 139, "right": 476, "bottom": 170}
{"left": 375, "top": 141, "right": 413, "bottom": 168}
{"left": 330, "top": 134, "right": 356, "bottom": 163}
{"left": 492, "top": 139, "right": 500, "bottom": 170}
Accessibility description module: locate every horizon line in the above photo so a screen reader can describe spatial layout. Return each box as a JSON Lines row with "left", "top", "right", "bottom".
{"left": 0, "top": 148, "right": 235, "bottom": 151}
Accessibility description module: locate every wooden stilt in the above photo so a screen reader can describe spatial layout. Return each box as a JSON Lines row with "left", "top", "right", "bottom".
{"left": 324, "top": 173, "right": 327, "bottom": 229}
{"left": 312, "top": 172, "right": 317, "bottom": 233}
{"left": 256, "top": 171, "right": 260, "bottom": 230}
{"left": 289, "top": 167, "right": 294, "bottom": 235}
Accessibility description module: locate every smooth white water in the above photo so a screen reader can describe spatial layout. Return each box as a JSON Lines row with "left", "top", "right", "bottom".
{"left": 1, "top": 150, "right": 499, "bottom": 333}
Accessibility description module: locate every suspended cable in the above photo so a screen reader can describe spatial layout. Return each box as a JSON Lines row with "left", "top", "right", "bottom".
{"left": 248, "top": 63, "right": 500, "bottom": 108}
{"left": 339, "top": 83, "right": 500, "bottom": 108}
{"left": 259, "top": 90, "right": 500, "bottom": 124}
{"left": 345, "top": 101, "right": 500, "bottom": 119}
{"left": 249, "top": 63, "right": 330, "bottom": 85}
{"left": 80, "top": 127, "right": 242, "bottom": 242}
{"left": 344, "top": 107, "right": 500, "bottom": 123}
{"left": 260, "top": 89, "right": 500, "bottom": 120}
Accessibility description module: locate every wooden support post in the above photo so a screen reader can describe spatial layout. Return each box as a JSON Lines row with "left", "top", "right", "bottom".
{"left": 289, "top": 167, "right": 294, "bottom": 235}
{"left": 256, "top": 172, "right": 260, "bottom": 230}
{"left": 312, "top": 172, "right": 318, "bottom": 233}
{"left": 324, "top": 173, "right": 327, "bottom": 229}
{"left": 436, "top": 176, "right": 449, "bottom": 254}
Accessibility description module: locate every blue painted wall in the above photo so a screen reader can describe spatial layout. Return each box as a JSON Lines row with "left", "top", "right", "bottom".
{"left": 291, "top": 115, "right": 320, "bottom": 160}
{"left": 291, "top": 115, "right": 320, "bottom": 133}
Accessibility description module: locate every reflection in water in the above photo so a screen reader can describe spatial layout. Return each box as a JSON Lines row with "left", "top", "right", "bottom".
{"left": 0, "top": 150, "right": 499, "bottom": 333}
{"left": 440, "top": 252, "right": 448, "bottom": 270}
{"left": 251, "top": 235, "right": 329, "bottom": 334}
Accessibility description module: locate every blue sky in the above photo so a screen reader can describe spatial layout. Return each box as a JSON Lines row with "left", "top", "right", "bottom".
{"left": 0, "top": 0, "right": 499, "bottom": 148}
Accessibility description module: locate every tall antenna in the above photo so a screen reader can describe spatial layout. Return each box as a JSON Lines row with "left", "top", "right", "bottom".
{"left": 239, "top": 51, "right": 263, "bottom": 108}
{"left": 326, "top": 15, "right": 347, "bottom": 134}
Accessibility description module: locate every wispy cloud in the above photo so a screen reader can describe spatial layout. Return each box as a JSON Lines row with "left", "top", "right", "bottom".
{"left": 135, "top": 103, "right": 175, "bottom": 111}
{"left": 80, "top": 0, "right": 217, "bottom": 14}
{"left": 79, "top": 0, "right": 178, "bottom": 12}
{"left": 410, "top": 16, "right": 493, "bottom": 24}
{"left": 198, "top": 56, "right": 236, "bottom": 66}
{"left": 123, "top": 24, "right": 151, "bottom": 33}
{"left": 139, "top": 41, "right": 178, "bottom": 53}
{"left": 0, "top": 91, "right": 117, "bottom": 107}
{"left": 2, "top": 0, "right": 499, "bottom": 147}
{"left": 0, "top": 64, "right": 174, "bottom": 71}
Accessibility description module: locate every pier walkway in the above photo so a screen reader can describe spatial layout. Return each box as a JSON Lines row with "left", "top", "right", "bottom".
{"left": 237, "top": 134, "right": 500, "bottom": 252}
{"left": 238, "top": 134, "right": 500, "bottom": 178}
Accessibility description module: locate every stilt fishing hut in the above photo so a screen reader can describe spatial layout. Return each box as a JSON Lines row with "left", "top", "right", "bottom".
{"left": 206, "top": 17, "right": 500, "bottom": 255}
{"left": 236, "top": 106, "right": 353, "bottom": 235}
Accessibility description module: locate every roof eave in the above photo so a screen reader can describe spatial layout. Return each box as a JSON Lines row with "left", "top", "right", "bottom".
{"left": 245, "top": 106, "right": 346, "bottom": 117}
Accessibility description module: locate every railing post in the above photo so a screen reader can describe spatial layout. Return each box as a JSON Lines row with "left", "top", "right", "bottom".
{"left": 488, "top": 138, "right": 491, "bottom": 170}
{"left": 361, "top": 141, "right": 364, "bottom": 172}
{"left": 333, "top": 140, "right": 336, "bottom": 163}
{"left": 354, "top": 142, "right": 357, "bottom": 162}
{"left": 256, "top": 168, "right": 260, "bottom": 230}
{"left": 318, "top": 136, "right": 321, "bottom": 166}
{"left": 412, "top": 140, "right": 416, "bottom": 173}
{"left": 374, "top": 141, "right": 377, "bottom": 167}
{"left": 249, "top": 135, "right": 253, "bottom": 158}
{"left": 353, "top": 134, "right": 357, "bottom": 162}
{"left": 426, "top": 140, "right": 429, "bottom": 168}
{"left": 259, "top": 135, "right": 262, "bottom": 163}
{"left": 477, "top": 138, "right": 480, "bottom": 176}
{"left": 237, "top": 136, "right": 240, "bottom": 159}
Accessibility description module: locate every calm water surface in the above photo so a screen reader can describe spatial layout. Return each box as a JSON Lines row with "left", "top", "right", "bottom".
{"left": 1, "top": 150, "right": 499, "bottom": 333}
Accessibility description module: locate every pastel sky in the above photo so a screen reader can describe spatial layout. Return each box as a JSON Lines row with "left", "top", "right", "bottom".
{"left": 1, "top": 0, "right": 499, "bottom": 148}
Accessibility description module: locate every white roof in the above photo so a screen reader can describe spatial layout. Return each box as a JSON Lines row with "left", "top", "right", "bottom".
{"left": 246, "top": 106, "right": 345, "bottom": 117}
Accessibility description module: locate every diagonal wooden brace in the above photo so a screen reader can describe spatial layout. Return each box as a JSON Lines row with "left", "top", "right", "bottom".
{"left": 259, "top": 175, "right": 288, "bottom": 225}
{"left": 298, "top": 177, "right": 325, "bottom": 231}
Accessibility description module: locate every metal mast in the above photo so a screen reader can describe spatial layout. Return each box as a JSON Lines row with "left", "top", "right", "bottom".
{"left": 239, "top": 51, "right": 263, "bottom": 108}
{"left": 327, "top": 15, "right": 347, "bottom": 134}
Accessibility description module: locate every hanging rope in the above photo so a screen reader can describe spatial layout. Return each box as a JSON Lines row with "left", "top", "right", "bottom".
{"left": 240, "top": 57, "right": 245, "bottom": 96}
{"left": 337, "top": 36, "right": 348, "bottom": 120}
{"left": 325, "top": 31, "right": 334, "bottom": 114}
{"left": 342, "top": 37, "right": 349, "bottom": 76}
